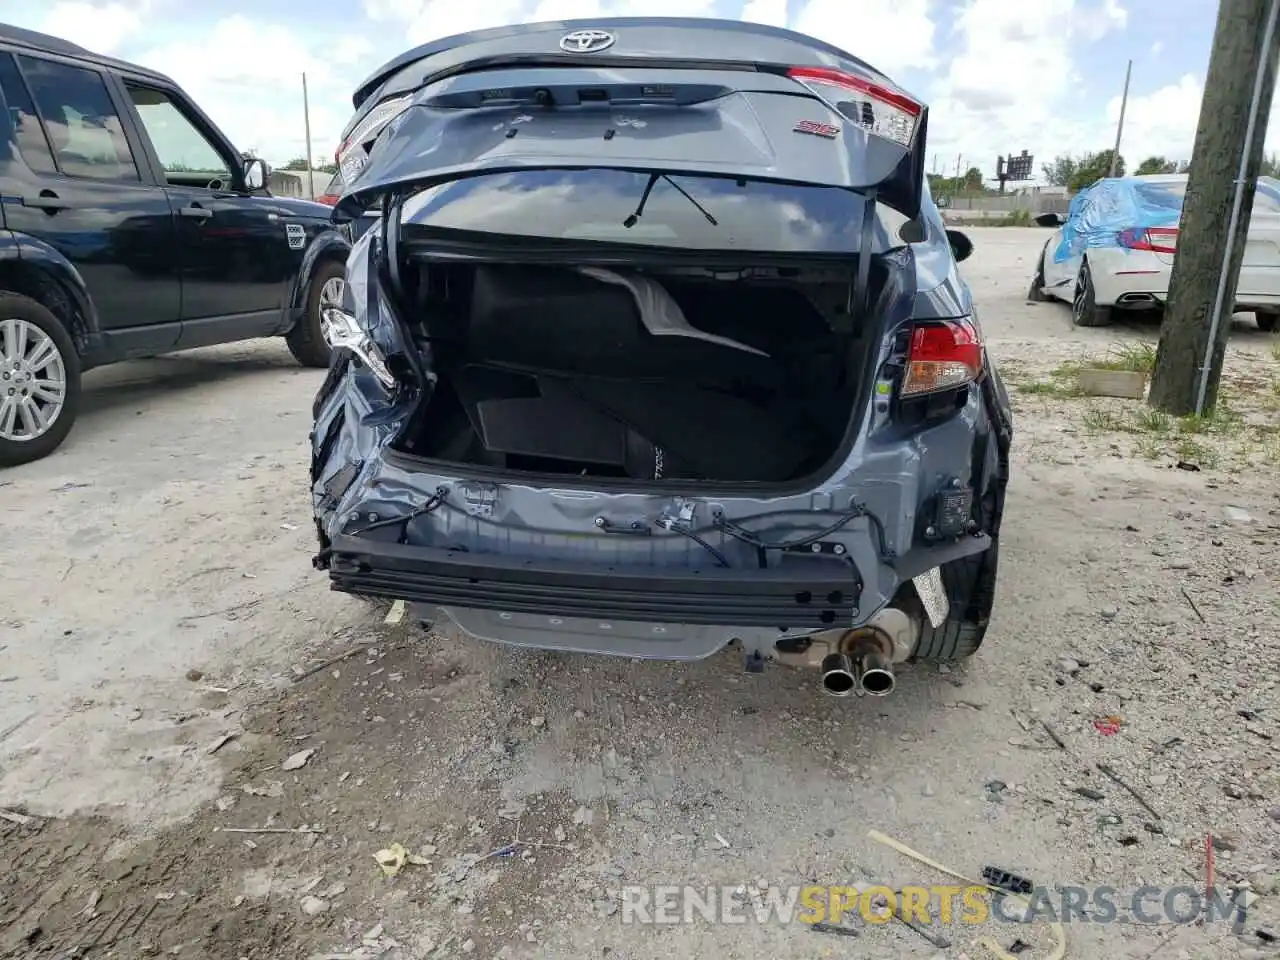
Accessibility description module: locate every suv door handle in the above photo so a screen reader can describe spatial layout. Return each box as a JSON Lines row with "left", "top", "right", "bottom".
{"left": 179, "top": 204, "right": 213, "bottom": 220}
{"left": 23, "top": 190, "right": 72, "bottom": 212}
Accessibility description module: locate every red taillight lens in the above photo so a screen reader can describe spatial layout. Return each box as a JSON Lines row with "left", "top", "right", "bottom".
{"left": 902, "top": 319, "right": 983, "bottom": 397}
{"left": 786, "top": 66, "right": 921, "bottom": 148}
{"left": 1117, "top": 226, "right": 1179, "bottom": 254}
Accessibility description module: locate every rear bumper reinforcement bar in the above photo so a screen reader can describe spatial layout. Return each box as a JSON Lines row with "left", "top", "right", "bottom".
{"left": 324, "top": 534, "right": 863, "bottom": 629}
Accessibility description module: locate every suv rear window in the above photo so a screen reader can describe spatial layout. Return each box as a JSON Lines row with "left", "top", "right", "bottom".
{"left": 400, "top": 169, "right": 910, "bottom": 253}
{"left": 323, "top": 171, "right": 343, "bottom": 195}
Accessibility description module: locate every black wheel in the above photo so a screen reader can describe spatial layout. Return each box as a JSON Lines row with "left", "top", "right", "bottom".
{"left": 913, "top": 395, "right": 1008, "bottom": 662}
{"left": 0, "top": 292, "right": 81, "bottom": 468}
{"left": 911, "top": 542, "right": 1000, "bottom": 661}
{"left": 287, "top": 260, "right": 344, "bottom": 368}
{"left": 1257, "top": 311, "right": 1278, "bottom": 333}
{"left": 1026, "top": 244, "right": 1050, "bottom": 302}
{"left": 1071, "top": 260, "right": 1113, "bottom": 327}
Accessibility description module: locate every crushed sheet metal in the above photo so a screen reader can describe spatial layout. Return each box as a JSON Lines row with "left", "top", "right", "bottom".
{"left": 912, "top": 566, "right": 950, "bottom": 628}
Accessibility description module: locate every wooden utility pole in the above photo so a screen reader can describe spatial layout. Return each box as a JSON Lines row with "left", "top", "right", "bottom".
{"left": 1108, "top": 60, "right": 1132, "bottom": 177}
{"left": 302, "top": 72, "right": 315, "bottom": 200}
{"left": 1149, "top": 0, "right": 1280, "bottom": 415}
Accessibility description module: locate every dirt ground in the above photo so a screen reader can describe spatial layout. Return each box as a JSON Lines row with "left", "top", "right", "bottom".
{"left": 2, "top": 228, "right": 1279, "bottom": 960}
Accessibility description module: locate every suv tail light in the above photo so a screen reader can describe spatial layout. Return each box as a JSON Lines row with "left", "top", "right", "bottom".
{"left": 901, "top": 319, "right": 983, "bottom": 396}
{"left": 786, "top": 67, "right": 921, "bottom": 148}
{"left": 1117, "top": 226, "right": 1179, "bottom": 254}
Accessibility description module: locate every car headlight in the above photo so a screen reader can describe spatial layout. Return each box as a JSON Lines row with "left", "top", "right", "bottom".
{"left": 336, "top": 94, "right": 414, "bottom": 184}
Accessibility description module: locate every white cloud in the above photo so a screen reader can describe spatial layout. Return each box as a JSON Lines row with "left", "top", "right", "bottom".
{"left": 37, "top": 1, "right": 146, "bottom": 55}
{"left": 5, "top": 0, "right": 1275, "bottom": 188}
{"left": 132, "top": 15, "right": 357, "bottom": 164}
{"left": 794, "top": 0, "right": 937, "bottom": 75}
{"left": 739, "top": 0, "right": 788, "bottom": 28}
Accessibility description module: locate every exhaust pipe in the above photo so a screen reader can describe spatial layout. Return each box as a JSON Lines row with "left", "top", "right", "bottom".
{"left": 853, "top": 648, "right": 896, "bottom": 696}
{"left": 820, "top": 652, "right": 858, "bottom": 697}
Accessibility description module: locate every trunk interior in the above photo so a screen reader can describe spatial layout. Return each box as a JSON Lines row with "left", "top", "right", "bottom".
{"left": 392, "top": 260, "right": 884, "bottom": 484}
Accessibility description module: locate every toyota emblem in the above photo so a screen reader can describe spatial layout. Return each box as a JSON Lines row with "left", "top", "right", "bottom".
{"left": 560, "top": 29, "right": 616, "bottom": 53}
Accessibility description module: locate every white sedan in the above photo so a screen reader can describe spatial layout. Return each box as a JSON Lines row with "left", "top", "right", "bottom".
{"left": 1027, "top": 173, "right": 1280, "bottom": 332}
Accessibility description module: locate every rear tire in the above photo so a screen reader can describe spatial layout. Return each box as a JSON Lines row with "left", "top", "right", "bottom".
{"left": 1257, "top": 311, "right": 1278, "bottom": 333}
{"left": 0, "top": 292, "right": 81, "bottom": 468}
{"left": 287, "top": 260, "right": 344, "bottom": 369}
{"left": 912, "top": 543, "right": 1000, "bottom": 661}
{"left": 913, "top": 389, "right": 1008, "bottom": 663}
{"left": 1027, "top": 245, "right": 1050, "bottom": 302}
{"left": 1071, "top": 260, "right": 1113, "bottom": 327}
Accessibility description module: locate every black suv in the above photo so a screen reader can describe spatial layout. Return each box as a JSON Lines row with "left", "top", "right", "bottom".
{"left": 0, "top": 24, "right": 350, "bottom": 466}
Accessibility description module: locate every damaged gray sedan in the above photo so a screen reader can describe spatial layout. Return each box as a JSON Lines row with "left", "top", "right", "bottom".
{"left": 310, "top": 17, "right": 1013, "bottom": 696}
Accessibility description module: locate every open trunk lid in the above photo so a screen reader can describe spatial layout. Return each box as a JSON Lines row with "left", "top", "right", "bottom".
{"left": 334, "top": 31, "right": 928, "bottom": 220}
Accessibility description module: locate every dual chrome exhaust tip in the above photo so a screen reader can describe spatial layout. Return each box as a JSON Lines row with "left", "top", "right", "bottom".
{"left": 820, "top": 648, "right": 896, "bottom": 697}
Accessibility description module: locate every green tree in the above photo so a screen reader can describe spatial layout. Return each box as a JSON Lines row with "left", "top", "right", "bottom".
{"left": 1042, "top": 151, "right": 1127, "bottom": 190}
{"left": 1261, "top": 152, "right": 1280, "bottom": 177}
{"left": 1067, "top": 150, "right": 1125, "bottom": 190}
{"left": 1134, "top": 156, "right": 1178, "bottom": 175}
{"left": 1041, "top": 156, "right": 1079, "bottom": 186}
{"left": 281, "top": 156, "right": 309, "bottom": 171}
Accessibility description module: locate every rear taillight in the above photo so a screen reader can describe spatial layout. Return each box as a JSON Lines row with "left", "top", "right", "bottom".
{"left": 1117, "top": 226, "right": 1179, "bottom": 254}
{"left": 786, "top": 66, "right": 921, "bottom": 148}
{"left": 901, "top": 319, "right": 983, "bottom": 397}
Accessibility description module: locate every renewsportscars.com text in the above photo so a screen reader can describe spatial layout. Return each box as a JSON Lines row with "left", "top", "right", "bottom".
{"left": 620, "top": 884, "right": 1247, "bottom": 931}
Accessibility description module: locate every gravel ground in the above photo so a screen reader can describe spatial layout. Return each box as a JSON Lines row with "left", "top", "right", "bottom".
{"left": 2, "top": 227, "right": 1278, "bottom": 960}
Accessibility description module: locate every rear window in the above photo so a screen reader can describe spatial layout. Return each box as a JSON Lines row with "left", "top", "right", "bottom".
{"left": 400, "top": 169, "right": 910, "bottom": 253}
{"left": 323, "top": 170, "right": 343, "bottom": 195}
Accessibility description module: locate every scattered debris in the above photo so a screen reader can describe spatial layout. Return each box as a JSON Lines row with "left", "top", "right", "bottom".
{"left": 1072, "top": 787, "right": 1106, "bottom": 802}
{"left": 810, "top": 921, "right": 860, "bottom": 938}
{"left": 984, "top": 780, "right": 1007, "bottom": 803}
{"left": 1223, "top": 505, "right": 1254, "bottom": 523}
{"left": 282, "top": 748, "right": 316, "bottom": 771}
{"left": 868, "top": 830, "right": 1067, "bottom": 960}
{"left": 1180, "top": 587, "right": 1207, "bottom": 624}
{"left": 0, "top": 808, "right": 37, "bottom": 826}
{"left": 299, "top": 895, "right": 329, "bottom": 916}
{"left": 1097, "top": 763, "right": 1162, "bottom": 820}
{"left": 982, "top": 866, "right": 1034, "bottom": 896}
{"left": 185, "top": 669, "right": 204, "bottom": 682}
{"left": 1093, "top": 716, "right": 1123, "bottom": 737}
{"left": 384, "top": 599, "right": 406, "bottom": 625}
{"left": 217, "top": 826, "right": 323, "bottom": 835}
{"left": 1039, "top": 719, "right": 1067, "bottom": 750}
{"left": 293, "top": 642, "right": 377, "bottom": 683}
{"left": 206, "top": 733, "right": 236, "bottom": 755}
{"left": 374, "top": 843, "right": 430, "bottom": 878}
{"left": 714, "top": 832, "right": 731, "bottom": 849}
{"left": 242, "top": 780, "right": 285, "bottom": 798}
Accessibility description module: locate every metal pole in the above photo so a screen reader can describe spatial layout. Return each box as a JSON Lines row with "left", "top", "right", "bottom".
{"left": 302, "top": 72, "right": 315, "bottom": 200}
{"left": 1195, "top": 0, "right": 1280, "bottom": 415}
{"left": 1108, "top": 60, "right": 1132, "bottom": 177}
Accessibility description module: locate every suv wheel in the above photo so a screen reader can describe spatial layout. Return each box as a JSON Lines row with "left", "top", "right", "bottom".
{"left": 0, "top": 293, "right": 81, "bottom": 467}
{"left": 1071, "top": 261, "right": 1113, "bottom": 327}
{"left": 1257, "top": 311, "right": 1278, "bottom": 333}
{"left": 287, "top": 261, "right": 345, "bottom": 368}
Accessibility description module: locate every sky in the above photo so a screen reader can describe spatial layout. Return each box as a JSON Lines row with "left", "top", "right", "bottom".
{"left": 0, "top": 0, "right": 1259, "bottom": 185}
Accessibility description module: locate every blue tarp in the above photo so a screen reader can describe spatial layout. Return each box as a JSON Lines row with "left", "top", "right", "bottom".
{"left": 1053, "top": 175, "right": 1280, "bottom": 264}
{"left": 1052, "top": 177, "right": 1185, "bottom": 264}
